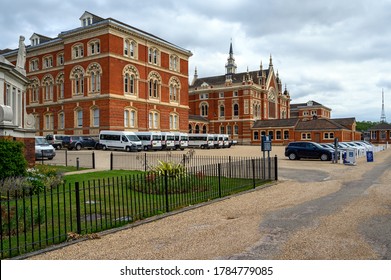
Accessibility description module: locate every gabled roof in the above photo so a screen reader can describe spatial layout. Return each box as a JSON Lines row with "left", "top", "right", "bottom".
{"left": 252, "top": 118, "right": 299, "bottom": 129}
{"left": 290, "top": 100, "right": 331, "bottom": 111}
{"left": 332, "top": 117, "right": 356, "bottom": 129}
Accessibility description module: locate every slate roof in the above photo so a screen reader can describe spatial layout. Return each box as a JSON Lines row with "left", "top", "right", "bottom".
{"left": 295, "top": 118, "right": 354, "bottom": 131}
{"left": 190, "top": 70, "right": 269, "bottom": 88}
{"left": 252, "top": 118, "right": 299, "bottom": 129}
{"left": 189, "top": 115, "right": 209, "bottom": 123}
{"left": 369, "top": 122, "right": 391, "bottom": 130}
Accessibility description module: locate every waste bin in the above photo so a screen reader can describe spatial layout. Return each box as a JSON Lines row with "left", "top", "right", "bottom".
{"left": 366, "top": 151, "right": 374, "bottom": 162}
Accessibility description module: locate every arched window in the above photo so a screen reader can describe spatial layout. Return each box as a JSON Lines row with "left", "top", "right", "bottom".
{"left": 195, "top": 124, "right": 200, "bottom": 133}
{"left": 86, "top": 63, "right": 102, "bottom": 94}
{"left": 202, "top": 125, "right": 207, "bottom": 134}
{"left": 233, "top": 103, "right": 239, "bottom": 117}
{"left": 188, "top": 124, "right": 193, "bottom": 133}
{"left": 42, "top": 75, "right": 54, "bottom": 101}
{"left": 169, "top": 77, "right": 181, "bottom": 102}
{"left": 148, "top": 71, "right": 161, "bottom": 99}
{"left": 56, "top": 72, "right": 65, "bottom": 99}
{"left": 200, "top": 102, "right": 208, "bottom": 117}
{"left": 123, "top": 65, "right": 139, "bottom": 96}
{"left": 148, "top": 47, "right": 160, "bottom": 65}
{"left": 29, "top": 78, "right": 40, "bottom": 103}
{"left": 70, "top": 66, "right": 85, "bottom": 96}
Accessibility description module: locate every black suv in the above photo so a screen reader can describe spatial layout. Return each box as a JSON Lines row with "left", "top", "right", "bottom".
{"left": 62, "top": 136, "right": 98, "bottom": 150}
{"left": 285, "top": 141, "right": 332, "bottom": 161}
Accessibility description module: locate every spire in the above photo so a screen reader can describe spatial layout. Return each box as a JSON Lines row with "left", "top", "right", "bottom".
{"left": 191, "top": 67, "right": 198, "bottom": 86}
{"left": 225, "top": 40, "right": 237, "bottom": 76}
{"left": 380, "top": 89, "right": 387, "bottom": 123}
{"left": 269, "top": 54, "right": 273, "bottom": 67}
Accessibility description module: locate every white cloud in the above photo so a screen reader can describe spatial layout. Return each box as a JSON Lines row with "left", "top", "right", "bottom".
{"left": 1, "top": 0, "right": 391, "bottom": 121}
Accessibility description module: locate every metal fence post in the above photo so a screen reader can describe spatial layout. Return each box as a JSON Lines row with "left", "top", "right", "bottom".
{"left": 274, "top": 155, "right": 278, "bottom": 181}
{"left": 110, "top": 152, "right": 113, "bottom": 170}
{"left": 252, "top": 159, "right": 256, "bottom": 189}
{"left": 75, "top": 182, "right": 82, "bottom": 234}
{"left": 92, "top": 152, "right": 95, "bottom": 169}
{"left": 218, "top": 163, "right": 222, "bottom": 198}
{"left": 76, "top": 157, "right": 79, "bottom": 170}
{"left": 41, "top": 150, "right": 44, "bottom": 165}
{"left": 164, "top": 170, "right": 169, "bottom": 212}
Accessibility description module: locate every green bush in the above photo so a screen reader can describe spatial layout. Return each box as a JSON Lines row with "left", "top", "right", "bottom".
{"left": 0, "top": 139, "right": 28, "bottom": 180}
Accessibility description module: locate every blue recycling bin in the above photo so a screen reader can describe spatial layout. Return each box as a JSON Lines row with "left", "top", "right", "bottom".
{"left": 366, "top": 151, "right": 374, "bottom": 162}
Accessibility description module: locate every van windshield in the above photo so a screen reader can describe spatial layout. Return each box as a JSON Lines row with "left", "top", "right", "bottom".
{"left": 127, "top": 135, "right": 140, "bottom": 141}
{"left": 153, "top": 135, "right": 162, "bottom": 140}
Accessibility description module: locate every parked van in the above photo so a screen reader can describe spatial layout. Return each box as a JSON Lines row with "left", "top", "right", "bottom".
{"left": 45, "top": 134, "right": 67, "bottom": 150}
{"left": 173, "top": 132, "right": 188, "bottom": 150}
{"left": 161, "top": 132, "right": 175, "bottom": 150}
{"left": 99, "top": 130, "right": 143, "bottom": 152}
{"left": 134, "top": 131, "right": 162, "bottom": 151}
{"left": 222, "top": 134, "right": 231, "bottom": 148}
{"left": 188, "top": 133, "right": 214, "bottom": 149}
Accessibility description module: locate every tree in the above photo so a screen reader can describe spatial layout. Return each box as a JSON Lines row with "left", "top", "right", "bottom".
{"left": 356, "top": 121, "right": 380, "bottom": 132}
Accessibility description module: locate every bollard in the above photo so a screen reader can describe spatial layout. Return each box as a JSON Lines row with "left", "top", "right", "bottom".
{"left": 76, "top": 157, "right": 79, "bottom": 170}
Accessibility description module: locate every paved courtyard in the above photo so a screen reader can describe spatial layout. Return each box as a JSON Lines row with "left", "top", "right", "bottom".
{"left": 29, "top": 145, "right": 391, "bottom": 260}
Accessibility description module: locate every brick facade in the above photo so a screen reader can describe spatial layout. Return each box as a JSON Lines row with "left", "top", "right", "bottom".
{"left": 4, "top": 12, "right": 192, "bottom": 137}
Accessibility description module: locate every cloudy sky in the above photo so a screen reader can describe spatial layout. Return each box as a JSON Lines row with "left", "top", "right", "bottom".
{"left": 1, "top": 0, "right": 391, "bottom": 122}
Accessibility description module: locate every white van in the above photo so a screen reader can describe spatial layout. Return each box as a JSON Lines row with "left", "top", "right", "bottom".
{"left": 188, "top": 133, "right": 214, "bottom": 149}
{"left": 134, "top": 131, "right": 162, "bottom": 151}
{"left": 173, "top": 132, "right": 188, "bottom": 150}
{"left": 99, "top": 130, "right": 143, "bottom": 152}
{"left": 222, "top": 134, "right": 231, "bottom": 148}
{"left": 161, "top": 132, "right": 175, "bottom": 150}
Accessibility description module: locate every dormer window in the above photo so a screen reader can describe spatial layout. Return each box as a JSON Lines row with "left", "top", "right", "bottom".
{"left": 30, "top": 34, "right": 40, "bottom": 46}
{"left": 81, "top": 16, "right": 92, "bottom": 27}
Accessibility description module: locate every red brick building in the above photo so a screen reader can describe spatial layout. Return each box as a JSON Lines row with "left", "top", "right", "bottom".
{"left": 3, "top": 11, "right": 192, "bottom": 136}
{"left": 189, "top": 43, "right": 291, "bottom": 144}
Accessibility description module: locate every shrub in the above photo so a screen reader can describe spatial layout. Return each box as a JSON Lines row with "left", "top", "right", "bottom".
{"left": 153, "top": 160, "right": 186, "bottom": 178}
{"left": 0, "top": 139, "right": 28, "bottom": 180}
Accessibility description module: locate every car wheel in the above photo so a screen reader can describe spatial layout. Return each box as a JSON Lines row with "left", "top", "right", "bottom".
{"left": 288, "top": 153, "right": 297, "bottom": 160}
{"left": 56, "top": 145, "right": 62, "bottom": 150}
{"left": 144, "top": 146, "right": 149, "bottom": 151}
{"left": 126, "top": 146, "right": 131, "bottom": 152}
{"left": 76, "top": 144, "right": 82, "bottom": 150}
{"left": 102, "top": 145, "right": 107, "bottom": 150}
{"left": 48, "top": 157, "right": 53, "bottom": 160}
{"left": 320, "top": 153, "right": 329, "bottom": 161}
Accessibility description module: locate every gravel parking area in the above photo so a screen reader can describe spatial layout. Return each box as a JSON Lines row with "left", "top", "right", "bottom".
{"left": 28, "top": 145, "right": 391, "bottom": 260}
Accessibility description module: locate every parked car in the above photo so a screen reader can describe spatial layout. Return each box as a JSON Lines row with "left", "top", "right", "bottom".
{"left": 35, "top": 136, "right": 56, "bottom": 160}
{"left": 285, "top": 141, "right": 332, "bottom": 161}
{"left": 62, "top": 136, "right": 98, "bottom": 150}
{"left": 45, "top": 134, "right": 67, "bottom": 150}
